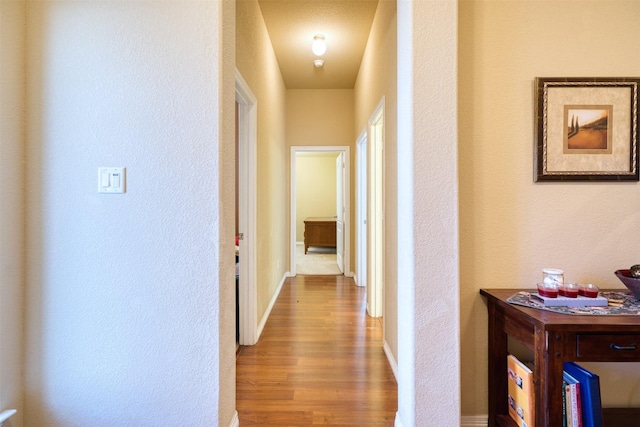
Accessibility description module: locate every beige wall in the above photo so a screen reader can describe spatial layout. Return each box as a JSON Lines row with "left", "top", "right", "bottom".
{"left": 354, "top": 0, "right": 398, "bottom": 365}
{"left": 460, "top": 0, "right": 640, "bottom": 415}
{"left": 287, "top": 89, "right": 355, "bottom": 270}
{"left": 295, "top": 153, "right": 338, "bottom": 242}
{"left": 0, "top": 1, "right": 25, "bottom": 425}
{"left": 236, "top": 0, "right": 289, "bottom": 320}
{"left": 23, "top": 1, "right": 233, "bottom": 425}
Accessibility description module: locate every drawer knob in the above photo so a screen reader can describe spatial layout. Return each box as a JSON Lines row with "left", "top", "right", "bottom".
{"left": 610, "top": 343, "right": 637, "bottom": 351}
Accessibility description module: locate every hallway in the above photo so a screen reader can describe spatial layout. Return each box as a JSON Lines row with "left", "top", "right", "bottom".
{"left": 236, "top": 275, "right": 397, "bottom": 426}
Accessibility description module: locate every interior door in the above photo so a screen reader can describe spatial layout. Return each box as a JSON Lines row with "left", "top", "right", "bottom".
{"left": 367, "top": 102, "right": 384, "bottom": 318}
{"left": 356, "top": 132, "right": 367, "bottom": 287}
{"left": 336, "top": 152, "right": 345, "bottom": 273}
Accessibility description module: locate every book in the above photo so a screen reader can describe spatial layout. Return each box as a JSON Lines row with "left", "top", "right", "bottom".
{"left": 563, "top": 370, "right": 582, "bottom": 427}
{"left": 562, "top": 380, "right": 567, "bottom": 427}
{"left": 564, "top": 362, "right": 603, "bottom": 427}
{"left": 507, "top": 354, "right": 535, "bottom": 427}
{"left": 564, "top": 380, "right": 573, "bottom": 426}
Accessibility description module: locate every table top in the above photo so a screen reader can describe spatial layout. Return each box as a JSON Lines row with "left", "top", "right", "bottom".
{"left": 304, "top": 217, "right": 337, "bottom": 222}
{"left": 481, "top": 288, "right": 640, "bottom": 328}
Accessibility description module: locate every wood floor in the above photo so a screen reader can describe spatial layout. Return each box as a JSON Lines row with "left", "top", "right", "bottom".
{"left": 236, "top": 275, "right": 398, "bottom": 426}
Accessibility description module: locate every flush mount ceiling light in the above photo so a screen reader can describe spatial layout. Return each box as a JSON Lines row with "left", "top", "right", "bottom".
{"left": 311, "top": 34, "right": 326, "bottom": 56}
{"left": 313, "top": 59, "right": 324, "bottom": 68}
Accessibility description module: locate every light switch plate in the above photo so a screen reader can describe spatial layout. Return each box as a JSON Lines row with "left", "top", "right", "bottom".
{"left": 98, "top": 167, "right": 125, "bottom": 193}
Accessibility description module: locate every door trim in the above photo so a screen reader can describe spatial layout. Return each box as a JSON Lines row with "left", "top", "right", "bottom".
{"left": 367, "top": 98, "right": 385, "bottom": 318}
{"left": 290, "top": 146, "right": 351, "bottom": 277}
{"left": 235, "top": 69, "right": 258, "bottom": 345}
{"left": 355, "top": 129, "right": 367, "bottom": 287}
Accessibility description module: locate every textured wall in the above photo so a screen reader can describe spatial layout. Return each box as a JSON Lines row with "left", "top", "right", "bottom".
{"left": 24, "top": 2, "right": 232, "bottom": 425}
{"left": 236, "top": 0, "right": 288, "bottom": 322}
{"left": 286, "top": 89, "right": 355, "bottom": 270}
{"left": 459, "top": 0, "right": 640, "bottom": 416}
{"left": 353, "top": 0, "right": 398, "bottom": 370}
{"left": 397, "top": 0, "right": 460, "bottom": 425}
{"left": 0, "top": 1, "right": 25, "bottom": 426}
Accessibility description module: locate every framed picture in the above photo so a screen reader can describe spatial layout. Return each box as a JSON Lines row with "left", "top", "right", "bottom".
{"left": 534, "top": 77, "right": 640, "bottom": 181}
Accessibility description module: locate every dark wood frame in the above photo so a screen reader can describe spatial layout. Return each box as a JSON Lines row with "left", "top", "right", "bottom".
{"left": 534, "top": 77, "right": 640, "bottom": 182}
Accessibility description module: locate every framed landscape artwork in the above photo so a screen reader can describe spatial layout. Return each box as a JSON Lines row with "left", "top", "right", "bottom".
{"left": 534, "top": 77, "right": 640, "bottom": 181}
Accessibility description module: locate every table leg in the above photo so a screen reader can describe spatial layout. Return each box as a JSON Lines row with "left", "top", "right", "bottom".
{"left": 487, "top": 301, "right": 508, "bottom": 426}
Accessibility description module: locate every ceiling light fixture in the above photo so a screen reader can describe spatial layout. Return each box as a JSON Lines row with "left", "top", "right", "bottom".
{"left": 313, "top": 59, "right": 324, "bottom": 68}
{"left": 311, "top": 34, "right": 326, "bottom": 56}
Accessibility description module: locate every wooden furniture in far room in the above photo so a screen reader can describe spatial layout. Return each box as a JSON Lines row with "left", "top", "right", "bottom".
{"left": 480, "top": 288, "right": 640, "bottom": 427}
{"left": 304, "top": 217, "right": 336, "bottom": 254}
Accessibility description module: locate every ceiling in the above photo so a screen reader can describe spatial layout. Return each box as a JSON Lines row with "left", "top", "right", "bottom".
{"left": 257, "top": 0, "right": 379, "bottom": 89}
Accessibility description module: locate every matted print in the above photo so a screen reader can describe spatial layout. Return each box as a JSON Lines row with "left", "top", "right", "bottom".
{"left": 534, "top": 77, "right": 640, "bottom": 181}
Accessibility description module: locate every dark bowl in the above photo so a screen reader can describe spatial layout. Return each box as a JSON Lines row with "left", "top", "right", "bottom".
{"left": 614, "top": 270, "right": 640, "bottom": 299}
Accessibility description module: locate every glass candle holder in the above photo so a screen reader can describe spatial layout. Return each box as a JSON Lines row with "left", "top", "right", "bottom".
{"left": 578, "top": 283, "right": 599, "bottom": 298}
{"left": 537, "top": 282, "right": 559, "bottom": 298}
{"left": 542, "top": 268, "right": 564, "bottom": 288}
{"left": 561, "top": 283, "right": 579, "bottom": 298}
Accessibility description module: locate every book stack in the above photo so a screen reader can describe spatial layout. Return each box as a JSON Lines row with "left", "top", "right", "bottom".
{"left": 507, "top": 354, "right": 535, "bottom": 427}
{"left": 507, "top": 356, "right": 603, "bottom": 427}
{"left": 563, "top": 362, "right": 604, "bottom": 427}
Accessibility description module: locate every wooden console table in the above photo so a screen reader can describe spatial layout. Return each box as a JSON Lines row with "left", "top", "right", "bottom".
{"left": 480, "top": 288, "right": 640, "bottom": 427}
{"left": 303, "top": 217, "right": 336, "bottom": 254}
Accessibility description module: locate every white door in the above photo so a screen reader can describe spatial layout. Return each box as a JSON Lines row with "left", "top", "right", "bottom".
{"left": 235, "top": 70, "right": 258, "bottom": 345}
{"left": 336, "top": 153, "right": 345, "bottom": 273}
{"left": 356, "top": 131, "right": 367, "bottom": 288}
{"left": 367, "top": 101, "right": 384, "bottom": 318}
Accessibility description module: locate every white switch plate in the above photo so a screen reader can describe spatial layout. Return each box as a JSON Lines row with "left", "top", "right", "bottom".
{"left": 98, "top": 167, "right": 125, "bottom": 193}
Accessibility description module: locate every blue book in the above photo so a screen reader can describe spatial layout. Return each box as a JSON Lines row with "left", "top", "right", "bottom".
{"left": 564, "top": 362, "right": 603, "bottom": 427}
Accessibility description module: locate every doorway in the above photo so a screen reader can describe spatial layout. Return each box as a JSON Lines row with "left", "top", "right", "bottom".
{"left": 356, "top": 129, "right": 367, "bottom": 288}
{"left": 235, "top": 70, "right": 258, "bottom": 346}
{"left": 290, "top": 146, "right": 351, "bottom": 277}
{"left": 367, "top": 99, "right": 385, "bottom": 318}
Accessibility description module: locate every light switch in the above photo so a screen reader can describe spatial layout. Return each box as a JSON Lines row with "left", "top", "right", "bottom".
{"left": 98, "top": 167, "right": 125, "bottom": 193}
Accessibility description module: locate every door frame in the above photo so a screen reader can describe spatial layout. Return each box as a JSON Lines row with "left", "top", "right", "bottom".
{"left": 290, "top": 146, "right": 351, "bottom": 277}
{"left": 355, "top": 129, "right": 367, "bottom": 287}
{"left": 367, "top": 98, "right": 385, "bottom": 318}
{"left": 235, "top": 69, "right": 258, "bottom": 345}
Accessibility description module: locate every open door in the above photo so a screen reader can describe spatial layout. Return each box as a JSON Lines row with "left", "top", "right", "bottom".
{"left": 356, "top": 131, "right": 367, "bottom": 287}
{"left": 367, "top": 100, "right": 384, "bottom": 318}
{"left": 336, "top": 152, "right": 345, "bottom": 273}
{"left": 235, "top": 70, "right": 258, "bottom": 345}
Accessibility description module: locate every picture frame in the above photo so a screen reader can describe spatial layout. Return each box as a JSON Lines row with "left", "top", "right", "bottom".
{"left": 534, "top": 77, "right": 640, "bottom": 181}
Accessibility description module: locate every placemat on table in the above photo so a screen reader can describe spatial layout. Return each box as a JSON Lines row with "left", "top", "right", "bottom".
{"left": 507, "top": 291, "right": 640, "bottom": 315}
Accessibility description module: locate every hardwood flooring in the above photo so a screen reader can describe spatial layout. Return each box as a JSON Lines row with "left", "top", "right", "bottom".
{"left": 236, "top": 275, "right": 398, "bottom": 426}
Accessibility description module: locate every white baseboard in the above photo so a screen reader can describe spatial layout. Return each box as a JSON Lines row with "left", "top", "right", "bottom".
{"left": 395, "top": 414, "right": 486, "bottom": 427}
{"left": 383, "top": 340, "right": 398, "bottom": 382}
{"left": 228, "top": 410, "right": 239, "bottom": 427}
{"left": 256, "top": 272, "right": 288, "bottom": 340}
{"left": 461, "top": 415, "right": 488, "bottom": 426}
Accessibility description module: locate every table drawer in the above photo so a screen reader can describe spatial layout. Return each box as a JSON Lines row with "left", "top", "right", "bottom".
{"left": 577, "top": 334, "right": 640, "bottom": 360}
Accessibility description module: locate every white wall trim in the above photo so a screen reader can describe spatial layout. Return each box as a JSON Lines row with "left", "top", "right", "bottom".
{"left": 460, "top": 415, "right": 488, "bottom": 427}
{"left": 396, "top": 414, "right": 486, "bottom": 427}
{"left": 256, "top": 272, "right": 288, "bottom": 340}
{"left": 383, "top": 340, "right": 398, "bottom": 382}
{"left": 228, "top": 411, "right": 239, "bottom": 427}
{"left": 394, "top": 412, "right": 403, "bottom": 427}
{"left": 235, "top": 68, "right": 258, "bottom": 346}
{"left": 0, "top": 410, "right": 17, "bottom": 425}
